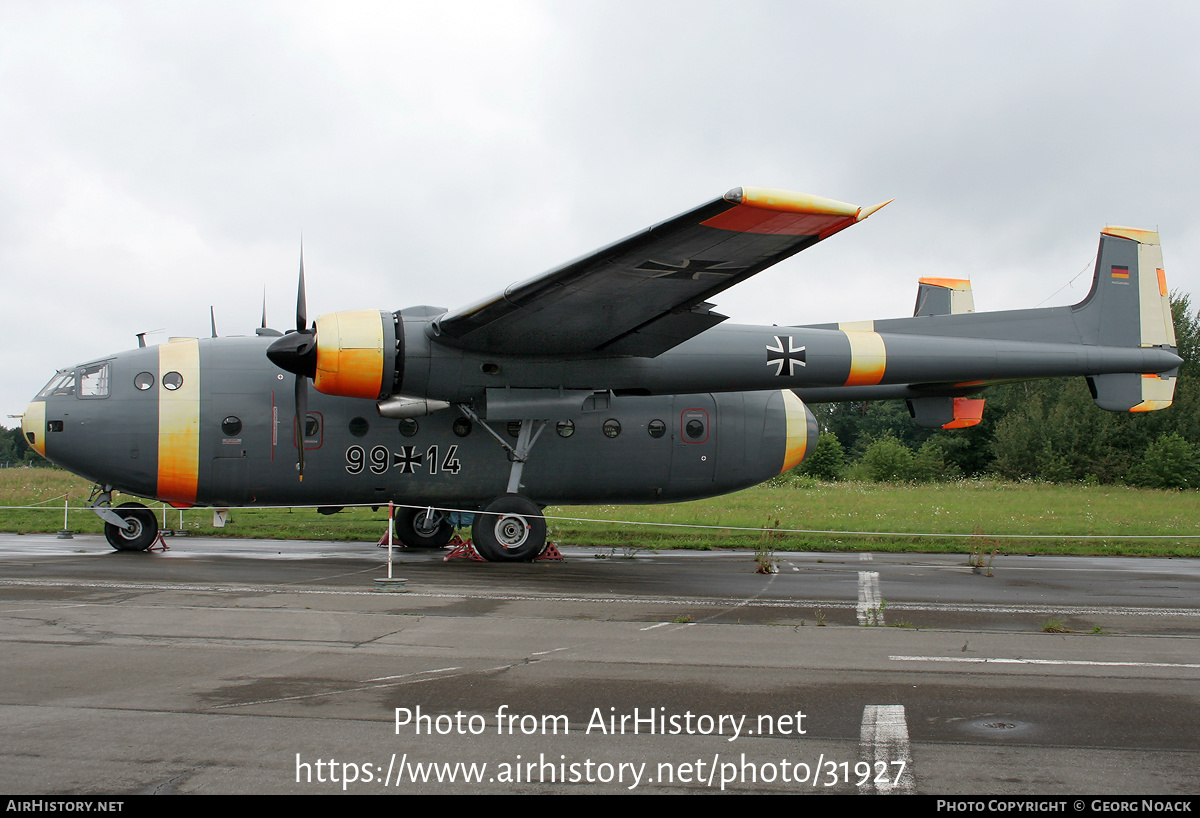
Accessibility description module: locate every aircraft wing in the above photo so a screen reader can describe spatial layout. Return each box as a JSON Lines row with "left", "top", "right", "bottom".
{"left": 435, "top": 187, "right": 890, "bottom": 357}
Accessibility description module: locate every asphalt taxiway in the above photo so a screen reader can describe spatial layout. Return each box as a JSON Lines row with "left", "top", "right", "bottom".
{"left": 1, "top": 534, "right": 1197, "bottom": 794}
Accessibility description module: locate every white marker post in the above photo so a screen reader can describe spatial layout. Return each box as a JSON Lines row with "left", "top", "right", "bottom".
{"left": 374, "top": 501, "right": 407, "bottom": 590}
{"left": 56, "top": 500, "right": 73, "bottom": 539}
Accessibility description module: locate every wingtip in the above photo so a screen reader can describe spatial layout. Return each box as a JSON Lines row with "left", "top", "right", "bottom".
{"left": 856, "top": 198, "right": 894, "bottom": 222}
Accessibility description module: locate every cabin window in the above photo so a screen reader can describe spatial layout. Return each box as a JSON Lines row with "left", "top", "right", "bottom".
{"left": 603, "top": 419, "right": 621, "bottom": 438}
{"left": 134, "top": 372, "right": 155, "bottom": 391}
{"left": 506, "top": 421, "right": 522, "bottom": 438}
{"left": 556, "top": 420, "right": 575, "bottom": 438}
{"left": 647, "top": 419, "right": 666, "bottom": 438}
{"left": 398, "top": 418, "right": 418, "bottom": 437}
{"left": 221, "top": 416, "right": 242, "bottom": 436}
{"left": 162, "top": 371, "right": 184, "bottom": 391}
{"left": 78, "top": 362, "right": 111, "bottom": 398}
{"left": 349, "top": 417, "right": 369, "bottom": 437}
{"left": 452, "top": 418, "right": 472, "bottom": 437}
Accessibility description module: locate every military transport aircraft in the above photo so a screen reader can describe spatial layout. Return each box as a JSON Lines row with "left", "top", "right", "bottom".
{"left": 20, "top": 187, "right": 1181, "bottom": 561}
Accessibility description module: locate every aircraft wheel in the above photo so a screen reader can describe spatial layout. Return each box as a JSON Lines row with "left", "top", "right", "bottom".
{"left": 393, "top": 507, "right": 454, "bottom": 549}
{"left": 104, "top": 502, "right": 158, "bottom": 552}
{"left": 472, "top": 495, "right": 546, "bottom": 562}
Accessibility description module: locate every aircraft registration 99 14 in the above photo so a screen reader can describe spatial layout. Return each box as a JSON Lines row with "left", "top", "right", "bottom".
{"left": 20, "top": 187, "right": 1181, "bottom": 561}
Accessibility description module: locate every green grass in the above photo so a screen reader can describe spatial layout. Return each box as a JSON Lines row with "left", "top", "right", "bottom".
{"left": 1, "top": 468, "right": 1199, "bottom": 557}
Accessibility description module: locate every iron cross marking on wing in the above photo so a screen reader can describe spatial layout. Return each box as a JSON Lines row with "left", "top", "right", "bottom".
{"left": 393, "top": 446, "right": 425, "bottom": 474}
{"left": 766, "top": 335, "right": 806, "bottom": 377}
{"left": 635, "top": 258, "right": 745, "bottom": 280}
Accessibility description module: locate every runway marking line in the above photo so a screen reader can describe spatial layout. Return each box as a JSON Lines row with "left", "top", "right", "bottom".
{"left": 856, "top": 571, "right": 882, "bottom": 625}
{"left": 859, "top": 704, "right": 915, "bottom": 795}
{"left": 890, "top": 655, "right": 1200, "bottom": 670}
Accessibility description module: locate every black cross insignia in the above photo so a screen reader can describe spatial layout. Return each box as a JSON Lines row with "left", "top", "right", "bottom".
{"left": 766, "top": 336, "right": 806, "bottom": 377}
{"left": 635, "top": 258, "right": 745, "bottom": 280}
{"left": 393, "top": 446, "right": 424, "bottom": 474}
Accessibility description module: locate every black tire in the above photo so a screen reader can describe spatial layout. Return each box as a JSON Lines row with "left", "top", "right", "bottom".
{"left": 472, "top": 495, "right": 546, "bottom": 562}
{"left": 392, "top": 507, "right": 454, "bottom": 549}
{"left": 103, "top": 502, "right": 158, "bottom": 552}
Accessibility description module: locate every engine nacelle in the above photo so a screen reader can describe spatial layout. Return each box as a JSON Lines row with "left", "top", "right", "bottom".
{"left": 267, "top": 309, "right": 402, "bottom": 400}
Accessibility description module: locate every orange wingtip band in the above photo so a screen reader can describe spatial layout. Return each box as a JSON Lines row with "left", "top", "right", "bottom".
{"left": 701, "top": 206, "right": 856, "bottom": 236}
{"left": 1157, "top": 268, "right": 1168, "bottom": 297}
{"left": 725, "top": 187, "right": 860, "bottom": 216}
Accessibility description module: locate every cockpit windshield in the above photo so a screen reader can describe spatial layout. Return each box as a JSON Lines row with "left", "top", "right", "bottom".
{"left": 37, "top": 370, "right": 76, "bottom": 398}
{"left": 35, "top": 361, "right": 111, "bottom": 399}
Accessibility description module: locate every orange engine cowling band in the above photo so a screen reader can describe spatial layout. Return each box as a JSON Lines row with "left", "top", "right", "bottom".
{"left": 312, "top": 310, "right": 399, "bottom": 400}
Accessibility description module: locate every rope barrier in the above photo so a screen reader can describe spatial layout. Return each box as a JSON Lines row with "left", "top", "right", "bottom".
{"left": 2, "top": 499, "right": 1198, "bottom": 541}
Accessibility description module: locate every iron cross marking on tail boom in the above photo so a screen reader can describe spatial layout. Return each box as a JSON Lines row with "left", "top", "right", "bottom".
{"left": 766, "top": 335, "right": 806, "bottom": 376}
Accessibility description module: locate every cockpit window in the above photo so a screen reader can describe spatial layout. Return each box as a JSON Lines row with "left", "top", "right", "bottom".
{"left": 37, "top": 370, "right": 76, "bottom": 398}
{"left": 77, "top": 362, "right": 111, "bottom": 399}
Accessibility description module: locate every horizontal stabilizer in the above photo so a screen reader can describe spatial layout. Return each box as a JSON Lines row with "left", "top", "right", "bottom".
{"left": 1088, "top": 372, "right": 1177, "bottom": 413}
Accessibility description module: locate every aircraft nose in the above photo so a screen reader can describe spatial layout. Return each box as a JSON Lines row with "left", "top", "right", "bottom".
{"left": 266, "top": 330, "right": 317, "bottom": 378}
{"left": 20, "top": 401, "right": 46, "bottom": 457}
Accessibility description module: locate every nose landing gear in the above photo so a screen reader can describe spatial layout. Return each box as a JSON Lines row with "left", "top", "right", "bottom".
{"left": 103, "top": 502, "right": 159, "bottom": 552}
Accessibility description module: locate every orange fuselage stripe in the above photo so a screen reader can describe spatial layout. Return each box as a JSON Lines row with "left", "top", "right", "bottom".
{"left": 843, "top": 330, "right": 887, "bottom": 386}
{"left": 157, "top": 340, "right": 200, "bottom": 504}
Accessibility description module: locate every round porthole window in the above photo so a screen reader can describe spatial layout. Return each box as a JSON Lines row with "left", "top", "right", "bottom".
{"left": 162, "top": 371, "right": 183, "bottom": 391}
{"left": 648, "top": 419, "right": 666, "bottom": 438}
{"left": 685, "top": 419, "right": 705, "bottom": 440}
{"left": 556, "top": 420, "right": 575, "bottom": 438}
{"left": 398, "top": 418, "right": 418, "bottom": 437}
{"left": 221, "top": 416, "right": 242, "bottom": 436}
{"left": 506, "top": 421, "right": 523, "bottom": 438}
{"left": 452, "top": 418, "right": 472, "bottom": 437}
{"left": 603, "top": 419, "right": 621, "bottom": 438}
{"left": 134, "top": 372, "right": 154, "bottom": 391}
{"left": 349, "top": 417, "right": 369, "bottom": 437}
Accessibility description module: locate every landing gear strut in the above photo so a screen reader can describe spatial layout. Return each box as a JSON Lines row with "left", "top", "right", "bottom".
{"left": 103, "top": 502, "right": 159, "bottom": 552}
{"left": 471, "top": 495, "right": 546, "bottom": 562}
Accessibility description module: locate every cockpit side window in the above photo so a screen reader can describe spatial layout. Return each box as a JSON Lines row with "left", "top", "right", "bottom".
{"left": 37, "top": 370, "right": 76, "bottom": 398}
{"left": 77, "top": 362, "right": 112, "bottom": 399}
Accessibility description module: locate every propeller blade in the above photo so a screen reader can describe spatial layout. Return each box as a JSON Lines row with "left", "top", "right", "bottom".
{"left": 210, "top": 306, "right": 218, "bottom": 338}
{"left": 261, "top": 287, "right": 268, "bottom": 329}
{"left": 295, "top": 374, "right": 307, "bottom": 481}
{"left": 296, "top": 245, "right": 307, "bottom": 332}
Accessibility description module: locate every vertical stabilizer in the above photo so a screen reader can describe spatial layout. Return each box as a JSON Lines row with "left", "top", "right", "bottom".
{"left": 1077, "top": 227, "right": 1178, "bottom": 412}
{"left": 914, "top": 278, "right": 974, "bottom": 317}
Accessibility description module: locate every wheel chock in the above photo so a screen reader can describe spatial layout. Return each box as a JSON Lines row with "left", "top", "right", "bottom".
{"left": 147, "top": 532, "right": 171, "bottom": 552}
{"left": 535, "top": 542, "right": 564, "bottom": 562}
{"left": 443, "top": 538, "right": 485, "bottom": 562}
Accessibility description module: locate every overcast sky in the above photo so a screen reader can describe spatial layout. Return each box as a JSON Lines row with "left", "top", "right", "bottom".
{"left": 3, "top": 0, "right": 1198, "bottom": 420}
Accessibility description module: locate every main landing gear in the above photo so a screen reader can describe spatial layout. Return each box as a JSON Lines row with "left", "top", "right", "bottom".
{"left": 471, "top": 494, "right": 547, "bottom": 562}
{"left": 452, "top": 406, "right": 551, "bottom": 563}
